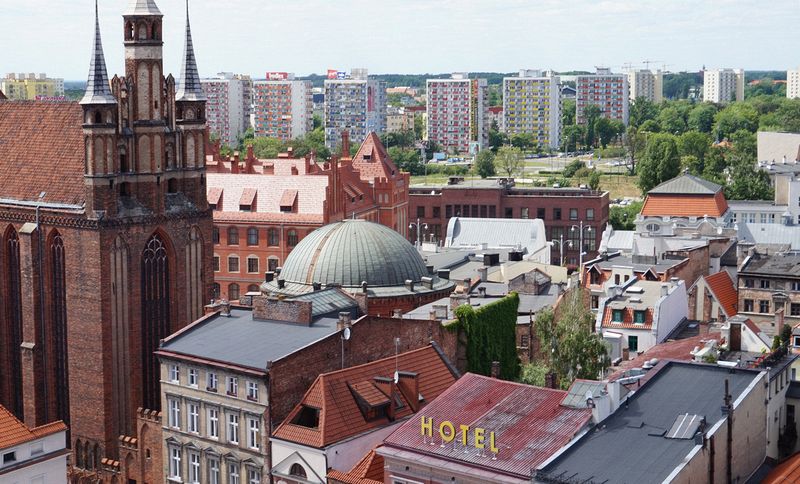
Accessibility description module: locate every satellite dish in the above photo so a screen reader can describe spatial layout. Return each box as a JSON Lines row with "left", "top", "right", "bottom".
{"left": 394, "top": 370, "right": 399, "bottom": 384}
{"left": 343, "top": 327, "right": 351, "bottom": 341}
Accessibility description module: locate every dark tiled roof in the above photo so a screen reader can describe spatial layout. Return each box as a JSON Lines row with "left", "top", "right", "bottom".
{"left": 0, "top": 102, "right": 86, "bottom": 205}
{"left": 272, "top": 345, "right": 457, "bottom": 448}
{"left": 647, "top": 174, "right": 722, "bottom": 195}
{"left": 740, "top": 252, "right": 800, "bottom": 278}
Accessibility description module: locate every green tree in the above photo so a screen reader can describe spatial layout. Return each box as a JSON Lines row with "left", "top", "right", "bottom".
{"left": 630, "top": 97, "right": 659, "bottom": 128}
{"left": 677, "top": 130, "right": 711, "bottom": 166}
{"left": 639, "top": 119, "right": 661, "bottom": 133}
{"left": 518, "top": 363, "right": 550, "bottom": 387}
{"left": 312, "top": 113, "right": 323, "bottom": 130}
{"left": 637, "top": 133, "right": 681, "bottom": 193}
{"left": 563, "top": 159, "right": 585, "bottom": 178}
{"left": 388, "top": 146, "right": 422, "bottom": 175}
{"left": 562, "top": 98, "right": 576, "bottom": 126}
{"left": 594, "top": 117, "right": 616, "bottom": 148}
{"left": 609, "top": 201, "right": 643, "bottom": 230}
{"left": 587, "top": 170, "right": 601, "bottom": 190}
{"left": 247, "top": 136, "right": 283, "bottom": 159}
{"left": 413, "top": 115, "right": 424, "bottom": 140}
{"left": 583, "top": 105, "right": 602, "bottom": 147}
{"left": 713, "top": 103, "right": 759, "bottom": 139}
{"left": 561, "top": 125, "right": 584, "bottom": 153}
{"left": 488, "top": 125, "right": 509, "bottom": 152}
{"left": 510, "top": 132, "right": 537, "bottom": 151}
{"left": 723, "top": 130, "right": 773, "bottom": 200}
{"left": 702, "top": 146, "right": 727, "bottom": 185}
{"left": 495, "top": 146, "right": 524, "bottom": 178}
{"left": 623, "top": 126, "right": 647, "bottom": 175}
{"left": 474, "top": 149, "right": 496, "bottom": 178}
{"left": 687, "top": 102, "right": 718, "bottom": 133}
{"left": 657, "top": 106, "right": 687, "bottom": 134}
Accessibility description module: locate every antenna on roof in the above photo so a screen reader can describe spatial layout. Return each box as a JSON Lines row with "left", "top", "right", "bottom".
{"left": 394, "top": 337, "right": 401, "bottom": 383}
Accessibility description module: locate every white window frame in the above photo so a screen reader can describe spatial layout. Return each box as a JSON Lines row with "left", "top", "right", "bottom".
{"left": 188, "top": 368, "right": 198, "bottom": 387}
{"left": 247, "top": 416, "right": 260, "bottom": 449}
{"left": 189, "top": 451, "right": 201, "bottom": 484}
{"left": 207, "top": 372, "right": 218, "bottom": 392}
{"left": 228, "top": 413, "right": 240, "bottom": 444}
{"left": 169, "top": 364, "right": 180, "bottom": 383}
{"left": 229, "top": 462, "right": 241, "bottom": 484}
{"left": 168, "top": 398, "right": 181, "bottom": 429}
{"left": 208, "top": 457, "right": 220, "bottom": 484}
{"left": 246, "top": 381, "right": 258, "bottom": 401}
{"left": 248, "top": 467, "right": 261, "bottom": 484}
{"left": 227, "top": 376, "right": 238, "bottom": 396}
{"left": 169, "top": 446, "right": 181, "bottom": 480}
{"left": 208, "top": 407, "right": 219, "bottom": 439}
{"left": 188, "top": 402, "right": 199, "bottom": 434}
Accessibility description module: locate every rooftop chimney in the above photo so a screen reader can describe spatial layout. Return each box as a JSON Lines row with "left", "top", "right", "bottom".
{"left": 661, "top": 284, "right": 670, "bottom": 297}
{"left": 405, "top": 279, "right": 415, "bottom": 292}
{"left": 220, "top": 300, "right": 232, "bottom": 317}
{"left": 437, "top": 268, "right": 450, "bottom": 280}
{"left": 490, "top": 361, "right": 500, "bottom": 379}
{"left": 312, "top": 282, "right": 322, "bottom": 291}
{"left": 341, "top": 130, "right": 350, "bottom": 159}
{"left": 392, "top": 308, "right": 403, "bottom": 318}
{"left": 478, "top": 287, "right": 487, "bottom": 298}
{"left": 277, "top": 279, "right": 285, "bottom": 289}
{"left": 478, "top": 267, "right": 488, "bottom": 282}
{"left": 450, "top": 292, "right": 470, "bottom": 311}
{"left": 426, "top": 264, "right": 435, "bottom": 275}
{"left": 264, "top": 271, "right": 275, "bottom": 283}
{"left": 421, "top": 276, "right": 433, "bottom": 290}
{"left": 361, "top": 281, "right": 368, "bottom": 294}
{"left": 432, "top": 304, "right": 449, "bottom": 320}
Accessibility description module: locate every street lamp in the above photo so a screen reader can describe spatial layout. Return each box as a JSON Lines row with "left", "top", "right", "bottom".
{"left": 552, "top": 234, "right": 566, "bottom": 267}
{"left": 570, "top": 221, "right": 593, "bottom": 272}
{"left": 409, "top": 218, "right": 428, "bottom": 249}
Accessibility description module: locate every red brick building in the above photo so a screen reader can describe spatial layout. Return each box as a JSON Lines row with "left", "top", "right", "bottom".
{"left": 409, "top": 180, "right": 609, "bottom": 267}
{"left": 208, "top": 131, "right": 410, "bottom": 300}
{"left": 0, "top": 0, "right": 212, "bottom": 475}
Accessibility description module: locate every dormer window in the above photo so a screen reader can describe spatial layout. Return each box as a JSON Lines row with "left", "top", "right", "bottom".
{"left": 634, "top": 310, "right": 646, "bottom": 324}
{"left": 612, "top": 309, "right": 624, "bottom": 323}
{"left": 291, "top": 405, "right": 320, "bottom": 429}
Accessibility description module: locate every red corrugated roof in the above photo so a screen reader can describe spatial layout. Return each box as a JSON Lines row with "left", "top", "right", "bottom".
{"left": 0, "top": 404, "right": 66, "bottom": 449}
{"left": 381, "top": 373, "right": 591, "bottom": 479}
{"left": 328, "top": 450, "right": 384, "bottom": 484}
{"left": 0, "top": 102, "right": 86, "bottom": 205}
{"left": 641, "top": 191, "right": 728, "bottom": 217}
{"left": 704, "top": 271, "right": 738, "bottom": 318}
{"left": 273, "top": 345, "right": 457, "bottom": 449}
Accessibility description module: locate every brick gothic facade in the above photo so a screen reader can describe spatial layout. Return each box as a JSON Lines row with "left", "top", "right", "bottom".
{"left": 0, "top": 0, "right": 212, "bottom": 477}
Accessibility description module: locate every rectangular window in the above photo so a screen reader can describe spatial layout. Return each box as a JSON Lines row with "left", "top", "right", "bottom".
{"left": 489, "top": 205, "right": 496, "bottom": 218}
{"left": 247, "top": 417, "right": 260, "bottom": 449}
{"left": 209, "top": 458, "right": 220, "bottom": 484}
{"left": 791, "top": 303, "right": 800, "bottom": 317}
{"left": 634, "top": 310, "right": 646, "bottom": 324}
{"left": 228, "top": 256, "right": 239, "bottom": 273}
{"left": 247, "top": 257, "right": 259, "bottom": 274}
{"left": 417, "top": 206, "right": 425, "bottom": 218}
{"left": 521, "top": 207, "right": 529, "bottom": 219}
{"left": 537, "top": 207, "right": 546, "bottom": 219}
{"left": 744, "top": 299, "right": 754, "bottom": 312}
{"left": 169, "top": 364, "right": 179, "bottom": 383}
{"left": 213, "top": 255, "right": 220, "bottom": 272}
{"left": 553, "top": 208, "right": 561, "bottom": 220}
{"left": 433, "top": 206, "right": 440, "bottom": 218}
{"left": 227, "top": 376, "right": 238, "bottom": 396}
{"left": 761, "top": 279, "right": 771, "bottom": 289}
{"left": 2, "top": 452, "right": 16, "bottom": 464}
{"left": 445, "top": 205, "right": 452, "bottom": 218}
{"left": 168, "top": 398, "right": 181, "bottom": 429}
{"left": 212, "top": 228, "right": 220, "bottom": 244}
{"left": 228, "top": 413, "right": 239, "bottom": 444}
{"left": 169, "top": 447, "right": 181, "bottom": 479}
{"left": 628, "top": 335, "right": 639, "bottom": 352}
{"left": 208, "top": 407, "right": 219, "bottom": 439}
{"left": 591, "top": 295, "right": 599, "bottom": 309}
{"left": 792, "top": 282, "right": 800, "bottom": 291}
{"left": 247, "top": 381, "right": 258, "bottom": 401}
{"left": 189, "top": 451, "right": 200, "bottom": 484}
{"left": 744, "top": 278, "right": 754, "bottom": 288}
{"left": 188, "top": 368, "right": 198, "bottom": 387}
{"left": 188, "top": 402, "right": 199, "bottom": 433}
{"left": 760, "top": 300, "right": 771, "bottom": 313}
{"left": 247, "top": 228, "right": 259, "bottom": 246}
{"left": 569, "top": 208, "right": 578, "bottom": 220}
{"left": 612, "top": 309, "right": 624, "bottom": 322}
{"left": 586, "top": 208, "right": 595, "bottom": 221}
{"left": 229, "top": 464, "right": 240, "bottom": 484}
{"left": 207, "top": 372, "right": 218, "bottom": 392}
{"left": 248, "top": 468, "right": 261, "bottom": 484}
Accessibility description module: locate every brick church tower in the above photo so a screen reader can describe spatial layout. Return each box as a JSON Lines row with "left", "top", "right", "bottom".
{"left": 0, "top": 0, "right": 212, "bottom": 468}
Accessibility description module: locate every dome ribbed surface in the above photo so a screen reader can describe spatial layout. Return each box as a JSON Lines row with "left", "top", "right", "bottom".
{"left": 279, "top": 220, "right": 429, "bottom": 288}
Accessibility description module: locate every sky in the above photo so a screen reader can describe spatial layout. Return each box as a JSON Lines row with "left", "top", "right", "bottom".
{"left": 2, "top": 0, "right": 800, "bottom": 81}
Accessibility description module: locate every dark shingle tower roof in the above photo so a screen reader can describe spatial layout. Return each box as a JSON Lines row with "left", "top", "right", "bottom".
{"left": 80, "top": 0, "right": 117, "bottom": 105}
{"left": 175, "top": 0, "right": 205, "bottom": 102}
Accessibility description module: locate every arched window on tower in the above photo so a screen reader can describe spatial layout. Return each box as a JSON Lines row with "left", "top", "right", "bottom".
{"left": 49, "top": 231, "right": 69, "bottom": 426}
{"left": 138, "top": 22, "right": 147, "bottom": 40}
{"left": 141, "top": 233, "right": 171, "bottom": 411}
{"left": 94, "top": 110, "right": 103, "bottom": 124}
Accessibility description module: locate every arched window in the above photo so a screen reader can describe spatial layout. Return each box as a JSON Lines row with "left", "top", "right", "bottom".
{"left": 49, "top": 231, "right": 69, "bottom": 425}
{"left": 247, "top": 284, "right": 260, "bottom": 293}
{"left": 75, "top": 440, "right": 83, "bottom": 468}
{"left": 3, "top": 226, "right": 23, "bottom": 419}
{"left": 227, "top": 227, "right": 239, "bottom": 245}
{"left": 247, "top": 227, "right": 259, "bottom": 246}
{"left": 212, "top": 283, "right": 221, "bottom": 299}
{"left": 287, "top": 230, "right": 298, "bottom": 247}
{"left": 138, "top": 22, "right": 147, "bottom": 40}
{"left": 141, "top": 233, "right": 171, "bottom": 410}
{"left": 94, "top": 110, "right": 103, "bottom": 124}
{"left": 290, "top": 463, "right": 307, "bottom": 478}
{"left": 267, "top": 228, "right": 279, "bottom": 246}
{"left": 151, "top": 23, "right": 158, "bottom": 40}
{"left": 228, "top": 283, "right": 240, "bottom": 301}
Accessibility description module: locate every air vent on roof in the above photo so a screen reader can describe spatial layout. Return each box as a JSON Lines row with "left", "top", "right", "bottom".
{"left": 629, "top": 297, "right": 642, "bottom": 303}
{"left": 626, "top": 286, "right": 644, "bottom": 294}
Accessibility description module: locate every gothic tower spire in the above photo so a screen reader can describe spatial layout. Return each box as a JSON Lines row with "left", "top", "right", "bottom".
{"left": 80, "top": 0, "right": 116, "bottom": 105}
{"left": 176, "top": 0, "right": 205, "bottom": 101}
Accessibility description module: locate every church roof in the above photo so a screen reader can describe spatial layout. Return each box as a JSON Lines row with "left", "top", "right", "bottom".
{"left": 350, "top": 132, "right": 398, "bottom": 181}
{"left": 175, "top": 2, "right": 205, "bottom": 102}
{"left": 0, "top": 102, "right": 86, "bottom": 206}
{"left": 647, "top": 173, "right": 722, "bottom": 195}
{"left": 123, "top": 0, "right": 162, "bottom": 16}
{"left": 81, "top": 1, "right": 117, "bottom": 105}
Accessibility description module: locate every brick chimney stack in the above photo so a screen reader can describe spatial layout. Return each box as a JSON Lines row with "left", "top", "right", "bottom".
{"left": 341, "top": 129, "right": 350, "bottom": 159}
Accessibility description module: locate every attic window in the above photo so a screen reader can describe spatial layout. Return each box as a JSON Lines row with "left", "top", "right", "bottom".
{"left": 363, "top": 153, "right": 372, "bottom": 161}
{"left": 612, "top": 309, "right": 624, "bottom": 323}
{"left": 291, "top": 405, "right": 319, "bottom": 429}
{"left": 634, "top": 310, "right": 646, "bottom": 324}
{"left": 240, "top": 204, "right": 252, "bottom": 212}
{"left": 2, "top": 451, "right": 16, "bottom": 464}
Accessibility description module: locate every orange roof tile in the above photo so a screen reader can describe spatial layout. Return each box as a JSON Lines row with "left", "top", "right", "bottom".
{"left": 0, "top": 101, "right": 86, "bottom": 206}
{"left": 704, "top": 271, "right": 738, "bottom": 318}
{"left": 641, "top": 191, "right": 728, "bottom": 218}
{"left": 350, "top": 381, "right": 391, "bottom": 407}
{"left": 207, "top": 187, "right": 223, "bottom": 206}
{"left": 609, "top": 332, "right": 721, "bottom": 381}
{"left": 0, "top": 404, "right": 66, "bottom": 449}
{"left": 273, "top": 345, "right": 457, "bottom": 449}
{"left": 602, "top": 307, "right": 653, "bottom": 329}
{"left": 351, "top": 132, "right": 399, "bottom": 181}
{"left": 240, "top": 188, "right": 257, "bottom": 206}
{"left": 278, "top": 189, "right": 297, "bottom": 208}
{"left": 763, "top": 451, "right": 800, "bottom": 483}
{"left": 328, "top": 450, "right": 384, "bottom": 484}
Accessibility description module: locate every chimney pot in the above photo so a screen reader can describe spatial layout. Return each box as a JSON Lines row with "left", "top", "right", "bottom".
{"left": 264, "top": 271, "right": 275, "bottom": 282}
{"left": 312, "top": 282, "right": 322, "bottom": 291}
{"left": 437, "top": 268, "right": 450, "bottom": 280}
{"left": 392, "top": 308, "right": 403, "bottom": 318}
{"left": 490, "top": 361, "right": 500, "bottom": 379}
{"left": 339, "top": 311, "right": 352, "bottom": 328}
{"left": 405, "top": 279, "right": 415, "bottom": 291}
{"left": 361, "top": 281, "right": 368, "bottom": 294}
{"left": 478, "top": 267, "right": 488, "bottom": 282}
{"left": 277, "top": 279, "right": 285, "bottom": 289}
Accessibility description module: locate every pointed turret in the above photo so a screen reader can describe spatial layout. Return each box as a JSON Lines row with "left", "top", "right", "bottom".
{"left": 80, "top": 0, "right": 116, "bottom": 105}
{"left": 176, "top": 0, "right": 205, "bottom": 102}
{"left": 123, "top": 0, "right": 162, "bottom": 16}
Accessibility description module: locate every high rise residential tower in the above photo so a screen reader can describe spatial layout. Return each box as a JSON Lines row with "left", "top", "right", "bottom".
{"left": 253, "top": 73, "right": 312, "bottom": 140}
{"left": 503, "top": 69, "right": 561, "bottom": 150}
{"left": 323, "top": 68, "right": 386, "bottom": 150}
{"left": 703, "top": 68, "right": 744, "bottom": 104}
{"left": 426, "top": 73, "right": 489, "bottom": 154}
{"left": 576, "top": 68, "right": 629, "bottom": 125}
{"left": 627, "top": 69, "right": 663, "bottom": 103}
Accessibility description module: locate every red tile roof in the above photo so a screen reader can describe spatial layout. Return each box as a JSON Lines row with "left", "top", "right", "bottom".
{"left": 0, "top": 101, "right": 86, "bottom": 205}
{"left": 351, "top": 132, "right": 399, "bottom": 181}
{"left": 381, "top": 373, "right": 591, "bottom": 479}
{"left": 327, "top": 450, "right": 384, "bottom": 484}
{"left": 0, "top": 89, "right": 7, "bottom": 100}
{"left": 641, "top": 191, "right": 728, "bottom": 217}
{"left": 207, "top": 187, "right": 223, "bottom": 206}
{"left": 763, "top": 451, "right": 800, "bottom": 483}
{"left": 704, "top": 271, "right": 738, "bottom": 318}
{"left": 239, "top": 188, "right": 257, "bottom": 207}
{"left": 0, "top": 404, "right": 67, "bottom": 449}
{"left": 278, "top": 189, "right": 298, "bottom": 208}
{"left": 272, "top": 345, "right": 457, "bottom": 449}
{"left": 488, "top": 106, "right": 503, "bottom": 114}
{"left": 602, "top": 307, "right": 653, "bottom": 329}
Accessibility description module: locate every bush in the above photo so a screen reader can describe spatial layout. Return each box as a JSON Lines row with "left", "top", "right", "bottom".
{"left": 563, "top": 159, "right": 586, "bottom": 178}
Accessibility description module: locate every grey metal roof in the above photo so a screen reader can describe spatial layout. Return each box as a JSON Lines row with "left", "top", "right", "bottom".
{"left": 80, "top": 1, "right": 117, "bottom": 105}
{"left": 291, "top": 288, "right": 359, "bottom": 318}
{"left": 277, "top": 220, "right": 435, "bottom": 288}
{"left": 175, "top": 1, "right": 205, "bottom": 102}
{"left": 444, "top": 217, "right": 547, "bottom": 255}
{"left": 561, "top": 380, "right": 607, "bottom": 408}
{"left": 728, "top": 200, "right": 788, "bottom": 212}
{"left": 160, "top": 308, "right": 343, "bottom": 370}
{"left": 647, "top": 174, "right": 721, "bottom": 195}
{"left": 537, "top": 362, "right": 762, "bottom": 484}
{"left": 740, "top": 251, "right": 800, "bottom": 277}
{"left": 737, "top": 223, "right": 800, "bottom": 250}
{"left": 123, "top": 0, "right": 162, "bottom": 16}
{"left": 757, "top": 131, "right": 800, "bottom": 165}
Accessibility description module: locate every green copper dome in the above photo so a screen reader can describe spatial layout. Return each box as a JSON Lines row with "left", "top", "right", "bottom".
{"left": 278, "top": 220, "right": 431, "bottom": 288}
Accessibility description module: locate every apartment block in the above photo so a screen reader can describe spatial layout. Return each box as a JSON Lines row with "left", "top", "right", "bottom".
{"left": 703, "top": 68, "right": 744, "bottom": 104}
{"left": 426, "top": 73, "right": 488, "bottom": 153}
{"left": 324, "top": 69, "right": 386, "bottom": 150}
{"left": 202, "top": 72, "right": 247, "bottom": 147}
{"left": 576, "top": 68, "right": 629, "bottom": 125}
{"left": 503, "top": 69, "right": 561, "bottom": 150}
{"left": 627, "top": 69, "right": 663, "bottom": 102}
{"left": 1, "top": 72, "right": 64, "bottom": 100}
{"left": 787, "top": 68, "right": 800, "bottom": 99}
{"left": 253, "top": 73, "right": 312, "bottom": 140}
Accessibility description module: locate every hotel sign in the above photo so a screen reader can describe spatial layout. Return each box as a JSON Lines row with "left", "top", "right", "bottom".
{"left": 420, "top": 416, "right": 499, "bottom": 453}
